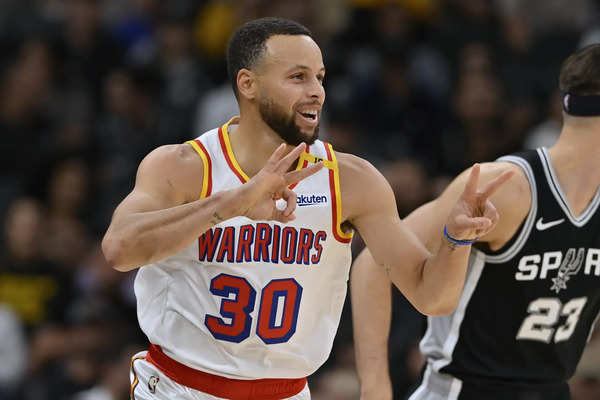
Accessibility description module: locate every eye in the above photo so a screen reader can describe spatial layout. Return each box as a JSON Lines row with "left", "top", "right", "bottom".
{"left": 317, "top": 75, "right": 325, "bottom": 83}
{"left": 291, "top": 73, "right": 304, "bottom": 80}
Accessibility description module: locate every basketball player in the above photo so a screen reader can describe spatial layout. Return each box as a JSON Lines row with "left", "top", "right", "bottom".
{"left": 102, "top": 18, "right": 511, "bottom": 400}
{"left": 352, "top": 44, "right": 600, "bottom": 400}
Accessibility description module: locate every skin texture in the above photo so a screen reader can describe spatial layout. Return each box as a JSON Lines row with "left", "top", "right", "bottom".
{"left": 352, "top": 161, "right": 527, "bottom": 399}
{"left": 102, "top": 33, "right": 512, "bottom": 375}
{"left": 351, "top": 113, "right": 600, "bottom": 399}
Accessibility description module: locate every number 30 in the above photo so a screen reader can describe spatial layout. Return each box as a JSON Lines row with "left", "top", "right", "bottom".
{"left": 204, "top": 274, "right": 303, "bottom": 344}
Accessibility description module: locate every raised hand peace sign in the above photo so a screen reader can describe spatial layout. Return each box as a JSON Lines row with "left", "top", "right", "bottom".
{"left": 445, "top": 164, "right": 515, "bottom": 242}
{"left": 240, "top": 143, "right": 323, "bottom": 223}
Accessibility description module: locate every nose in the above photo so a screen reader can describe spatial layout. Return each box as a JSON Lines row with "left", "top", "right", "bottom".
{"left": 308, "top": 77, "right": 325, "bottom": 104}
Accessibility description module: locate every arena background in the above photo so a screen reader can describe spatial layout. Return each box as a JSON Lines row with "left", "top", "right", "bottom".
{"left": 1, "top": 0, "right": 599, "bottom": 399}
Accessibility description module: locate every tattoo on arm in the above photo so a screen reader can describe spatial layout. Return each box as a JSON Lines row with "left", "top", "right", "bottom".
{"left": 210, "top": 212, "right": 224, "bottom": 225}
{"left": 384, "top": 264, "right": 392, "bottom": 277}
{"left": 443, "top": 237, "right": 458, "bottom": 251}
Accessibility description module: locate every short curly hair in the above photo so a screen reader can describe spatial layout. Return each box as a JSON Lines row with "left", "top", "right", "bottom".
{"left": 226, "top": 17, "right": 312, "bottom": 99}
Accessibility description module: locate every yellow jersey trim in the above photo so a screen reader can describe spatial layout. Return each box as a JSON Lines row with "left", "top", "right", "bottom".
{"left": 326, "top": 143, "right": 354, "bottom": 241}
{"left": 220, "top": 117, "right": 251, "bottom": 183}
{"left": 185, "top": 140, "right": 212, "bottom": 199}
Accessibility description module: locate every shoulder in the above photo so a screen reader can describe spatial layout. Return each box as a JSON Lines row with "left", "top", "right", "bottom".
{"left": 335, "top": 151, "right": 381, "bottom": 180}
{"left": 468, "top": 161, "right": 532, "bottom": 248}
{"left": 136, "top": 143, "right": 205, "bottom": 204}
{"left": 482, "top": 161, "right": 530, "bottom": 196}
{"left": 440, "top": 161, "right": 530, "bottom": 205}
{"left": 139, "top": 143, "right": 204, "bottom": 177}
{"left": 478, "top": 161, "right": 531, "bottom": 215}
{"left": 334, "top": 151, "right": 395, "bottom": 220}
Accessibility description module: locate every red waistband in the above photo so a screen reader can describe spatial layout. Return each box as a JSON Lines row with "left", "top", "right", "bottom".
{"left": 145, "top": 344, "right": 307, "bottom": 400}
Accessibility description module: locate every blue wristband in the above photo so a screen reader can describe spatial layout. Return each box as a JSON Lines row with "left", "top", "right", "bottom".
{"left": 443, "top": 225, "right": 478, "bottom": 245}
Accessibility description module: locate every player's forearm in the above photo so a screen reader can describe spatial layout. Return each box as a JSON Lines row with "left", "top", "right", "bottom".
{"left": 417, "top": 237, "right": 472, "bottom": 315}
{"left": 351, "top": 250, "right": 393, "bottom": 400}
{"left": 102, "top": 189, "right": 243, "bottom": 271}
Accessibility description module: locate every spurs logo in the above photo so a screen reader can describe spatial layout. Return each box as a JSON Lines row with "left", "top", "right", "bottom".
{"left": 550, "top": 248, "right": 584, "bottom": 293}
{"left": 148, "top": 376, "right": 159, "bottom": 394}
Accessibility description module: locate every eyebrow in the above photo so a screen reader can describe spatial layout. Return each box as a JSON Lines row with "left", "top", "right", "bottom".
{"left": 286, "top": 65, "right": 326, "bottom": 74}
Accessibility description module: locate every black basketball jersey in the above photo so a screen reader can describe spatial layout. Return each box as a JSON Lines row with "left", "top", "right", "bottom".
{"left": 420, "top": 148, "right": 600, "bottom": 385}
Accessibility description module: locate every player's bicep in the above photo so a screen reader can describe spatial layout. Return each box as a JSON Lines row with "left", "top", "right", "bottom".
{"left": 349, "top": 164, "right": 430, "bottom": 272}
{"left": 109, "top": 187, "right": 170, "bottom": 223}
{"left": 109, "top": 144, "right": 204, "bottom": 223}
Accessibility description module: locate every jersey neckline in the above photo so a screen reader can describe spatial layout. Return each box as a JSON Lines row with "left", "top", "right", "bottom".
{"left": 538, "top": 147, "right": 600, "bottom": 227}
{"left": 218, "top": 116, "right": 310, "bottom": 188}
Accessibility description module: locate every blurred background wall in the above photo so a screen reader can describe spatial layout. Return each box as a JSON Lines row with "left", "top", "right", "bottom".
{"left": 0, "top": 1, "right": 599, "bottom": 399}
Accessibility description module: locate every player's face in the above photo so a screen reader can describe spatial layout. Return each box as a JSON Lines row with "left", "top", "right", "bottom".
{"left": 255, "top": 35, "right": 325, "bottom": 145}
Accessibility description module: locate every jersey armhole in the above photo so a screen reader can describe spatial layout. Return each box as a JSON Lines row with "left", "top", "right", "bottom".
{"left": 323, "top": 142, "right": 353, "bottom": 243}
{"left": 483, "top": 155, "right": 537, "bottom": 264}
{"left": 185, "top": 140, "right": 212, "bottom": 199}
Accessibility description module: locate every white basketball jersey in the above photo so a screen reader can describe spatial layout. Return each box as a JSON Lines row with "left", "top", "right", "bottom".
{"left": 134, "top": 117, "right": 353, "bottom": 380}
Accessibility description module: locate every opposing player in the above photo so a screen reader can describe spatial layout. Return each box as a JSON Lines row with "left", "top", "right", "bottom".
{"left": 102, "top": 18, "right": 511, "bottom": 400}
{"left": 352, "top": 44, "right": 600, "bottom": 400}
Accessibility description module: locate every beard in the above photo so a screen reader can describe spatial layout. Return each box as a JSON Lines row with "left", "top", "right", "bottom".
{"left": 258, "top": 96, "right": 320, "bottom": 145}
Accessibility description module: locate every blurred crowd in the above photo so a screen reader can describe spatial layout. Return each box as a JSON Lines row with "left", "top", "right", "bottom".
{"left": 1, "top": 0, "right": 600, "bottom": 399}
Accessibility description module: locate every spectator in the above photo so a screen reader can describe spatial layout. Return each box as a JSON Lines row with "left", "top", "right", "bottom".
{"left": 0, "top": 198, "right": 72, "bottom": 334}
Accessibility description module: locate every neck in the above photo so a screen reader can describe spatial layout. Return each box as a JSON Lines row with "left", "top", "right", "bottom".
{"left": 228, "top": 110, "right": 296, "bottom": 178}
{"left": 550, "top": 117, "right": 600, "bottom": 164}
{"left": 546, "top": 117, "right": 600, "bottom": 215}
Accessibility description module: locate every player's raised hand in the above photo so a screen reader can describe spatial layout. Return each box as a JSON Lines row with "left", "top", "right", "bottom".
{"left": 445, "top": 164, "right": 514, "bottom": 242}
{"left": 240, "top": 142, "right": 323, "bottom": 223}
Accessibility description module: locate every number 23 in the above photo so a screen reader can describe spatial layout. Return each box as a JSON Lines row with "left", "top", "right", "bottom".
{"left": 516, "top": 297, "right": 587, "bottom": 343}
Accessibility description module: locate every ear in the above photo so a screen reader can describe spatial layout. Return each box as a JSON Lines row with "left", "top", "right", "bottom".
{"left": 237, "top": 68, "right": 257, "bottom": 101}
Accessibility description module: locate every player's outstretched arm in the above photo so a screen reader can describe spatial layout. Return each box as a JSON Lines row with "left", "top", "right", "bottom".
{"left": 344, "top": 156, "right": 515, "bottom": 316}
{"left": 351, "top": 248, "right": 393, "bottom": 400}
{"left": 350, "top": 161, "right": 526, "bottom": 400}
{"left": 102, "top": 142, "right": 322, "bottom": 271}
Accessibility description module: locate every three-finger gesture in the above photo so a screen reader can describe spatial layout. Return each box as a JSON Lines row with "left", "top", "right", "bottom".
{"left": 241, "top": 142, "right": 323, "bottom": 223}
{"left": 445, "top": 164, "right": 514, "bottom": 242}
